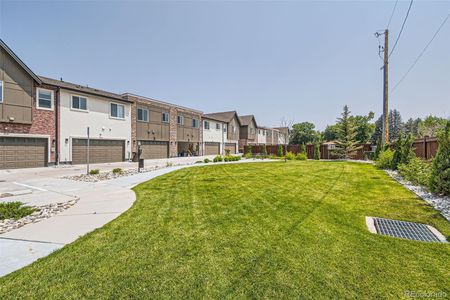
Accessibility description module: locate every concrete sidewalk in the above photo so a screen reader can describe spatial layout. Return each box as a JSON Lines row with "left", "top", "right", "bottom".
{"left": 0, "top": 156, "right": 269, "bottom": 277}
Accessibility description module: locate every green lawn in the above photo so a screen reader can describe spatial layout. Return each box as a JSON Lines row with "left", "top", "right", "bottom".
{"left": 1, "top": 161, "right": 449, "bottom": 299}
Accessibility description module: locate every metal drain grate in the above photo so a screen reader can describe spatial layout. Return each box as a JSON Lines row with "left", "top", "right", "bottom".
{"left": 366, "top": 217, "right": 447, "bottom": 243}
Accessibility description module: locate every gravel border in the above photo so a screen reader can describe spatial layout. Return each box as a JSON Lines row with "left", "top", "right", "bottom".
{"left": 0, "top": 199, "right": 79, "bottom": 234}
{"left": 385, "top": 170, "right": 450, "bottom": 222}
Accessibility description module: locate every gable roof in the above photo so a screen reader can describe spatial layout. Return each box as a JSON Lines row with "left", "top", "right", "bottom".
{"left": 203, "top": 111, "right": 240, "bottom": 125}
{"left": 238, "top": 115, "right": 257, "bottom": 127}
{"left": 0, "top": 39, "right": 42, "bottom": 84}
{"left": 40, "top": 76, "right": 130, "bottom": 102}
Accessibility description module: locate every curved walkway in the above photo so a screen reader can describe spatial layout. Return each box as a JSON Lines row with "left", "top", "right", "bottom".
{"left": 0, "top": 157, "right": 275, "bottom": 277}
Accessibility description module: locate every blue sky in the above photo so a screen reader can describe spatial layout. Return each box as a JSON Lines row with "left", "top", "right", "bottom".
{"left": 0, "top": 0, "right": 449, "bottom": 130}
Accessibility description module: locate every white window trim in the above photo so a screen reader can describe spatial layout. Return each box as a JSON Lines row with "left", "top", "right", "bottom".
{"left": 204, "top": 121, "right": 210, "bottom": 130}
{"left": 162, "top": 112, "right": 170, "bottom": 123}
{"left": 70, "top": 94, "right": 89, "bottom": 112}
{"left": 0, "top": 80, "right": 3, "bottom": 103}
{"left": 137, "top": 107, "right": 149, "bottom": 122}
{"left": 177, "top": 115, "right": 184, "bottom": 125}
{"left": 109, "top": 102, "right": 126, "bottom": 120}
{"left": 216, "top": 123, "right": 221, "bottom": 130}
{"left": 36, "top": 88, "right": 54, "bottom": 111}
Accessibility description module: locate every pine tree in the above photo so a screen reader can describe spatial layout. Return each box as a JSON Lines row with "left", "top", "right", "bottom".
{"left": 314, "top": 143, "right": 320, "bottom": 160}
{"left": 334, "top": 105, "right": 359, "bottom": 159}
{"left": 277, "top": 145, "right": 283, "bottom": 157}
{"left": 430, "top": 121, "right": 450, "bottom": 195}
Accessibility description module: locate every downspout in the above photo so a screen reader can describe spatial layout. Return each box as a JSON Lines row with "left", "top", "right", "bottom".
{"left": 55, "top": 87, "right": 60, "bottom": 165}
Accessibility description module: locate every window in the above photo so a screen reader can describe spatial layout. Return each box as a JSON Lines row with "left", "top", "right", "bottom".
{"left": 162, "top": 112, "right": 169, "bottom": 123}
{"left": 0, "top": 80, "right": 3, "bottom": 103}
{"left": 204, "top": 120, "right": 210, "bottom": 130}
{"left": 110, "top": 103, "right": 125, "bottom": 119}
{"left": 258, "top": 129, "right": 261, "bottom": 134}
{"left": 224, "top": 125, "right": 227, "bottom": 133}
{"left": 137, "top": 108, "right": 149, "bottom": 122}
{"left": 216, "top": 123, "right": 221, "bottom": 130}
{"left": 72, "top": 95, "right": 87, "bottom": 110}
{"left": 250, "top": 128, "right": 255, "bottom": 134}
{"left": 177, "top": 115, "right": 184, "bottom": 125}
{"left": 192, "top": 118, "right": 199, "bottom": 128}
{"left": 37, "top": 88, "right": 54, "bottom": 109}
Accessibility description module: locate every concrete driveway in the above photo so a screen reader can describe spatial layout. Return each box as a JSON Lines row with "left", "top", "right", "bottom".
{"left": 0, "top": 155, "right": 218, "bottom": 277}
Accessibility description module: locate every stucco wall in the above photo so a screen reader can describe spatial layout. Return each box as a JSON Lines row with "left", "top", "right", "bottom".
{"left": 202, "top": 119, "right": 238, "bottom": 154}
{"left": 59, "top": 89, "right": 132, "bottom": 163}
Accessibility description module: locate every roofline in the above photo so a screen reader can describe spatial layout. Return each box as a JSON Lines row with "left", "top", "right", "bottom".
{"left": 40, "top": 77, "right": 130, "bottom": 103}
{"left": 203, "top": 110, "right": 241, "bottom": 125}
{"left": 123, "top": 93, "right": 203, "bottom": 114}
{"left": 0, "top": 39, "right": 42, "bottom": 84}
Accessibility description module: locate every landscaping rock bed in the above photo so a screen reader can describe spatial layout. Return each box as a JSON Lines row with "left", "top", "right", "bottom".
{"left": 386, "top": 170, "right": 450, "bottom": 222}
{"left": 62, "top": 165, "right": 170, "bottom": 182}
{"left": 0, "top": 199, "right": 79, "bottom": 234}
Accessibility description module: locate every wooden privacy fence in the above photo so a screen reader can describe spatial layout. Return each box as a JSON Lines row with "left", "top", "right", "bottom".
{"left": 243, "top": 144, "right": 372, "bottom": 160}
{"left": 391, "top": 137, "right": 438, "bottom": 160}
{"left": 243, "top": 137, "right": 439, "bottom": 161}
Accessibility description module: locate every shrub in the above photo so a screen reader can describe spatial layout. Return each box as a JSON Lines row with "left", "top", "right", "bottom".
{"left": 255, "top": 154, "right": 262, "bottom": 160}
{"left": 375, "top": 149, "right": 394, "bottom": 170}
{"left": 295, "top": 152, "right": 307, "bottom": 160}
{"left": 374, "top": 138, "right": 382, "bottom": 160}
{"left": 234, "top": 156, "right": 241, "bottom": 161}
{"left": 213, "top": 155, "right": 223, "bottom": 162}
{"left": 246, "top": 145, "right": 253, "bottom": 155}
{"left": 244, "top": 152, "right": 253, "bottom": 159}
{"left": 285, "top": 151, "right": 295, "bottom": 160}
{"left": 0, "top": 202, "right": 36, "bottom": 221}
{"left": 398, "top": 157, "right": 432, "bottom": 188}
{"left": 195, "top": 161, "right": 203, "bottom": 164}
{"left": 314, "top": 144, "right": 320, "bottom": 160}
{"left": 268, "top": 154, "right": 279, "bottom": 159}
{"left": 203, "top": 158, "right": 211, "bottom": 163}
{"left": 430, "top": 121, "right": 450, "bottom": 195}
{"left": 277, "top": 145, "right": 284, "bottom": 157}
{"left": 392, "top": 134, "right": 414, "bottom": 170}
{"left": 261, "top": 145, "right": 267, "bottom": 157}
{"left": 224, "top": 156, "right": 230, "bottom": 162}
{"left": 112, "top": 168, "right": 123, "bottom": 174}
{"left": 89, "top": 169, "right": 100, "bottom": 175}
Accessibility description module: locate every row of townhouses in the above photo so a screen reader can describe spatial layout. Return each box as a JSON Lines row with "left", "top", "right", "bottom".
{"left": 0, "top": 39, "right": 287, "bottom": 169}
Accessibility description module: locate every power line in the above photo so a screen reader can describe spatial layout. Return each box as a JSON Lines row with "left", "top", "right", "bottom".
{"left": 392, "top": 13, "right": 450, "bottom": 93}
{"left": 389, "top": 0, "right": 413, "bottom": 58}
{"left": 387, "top": 0, "right": 399, "bottom": 29}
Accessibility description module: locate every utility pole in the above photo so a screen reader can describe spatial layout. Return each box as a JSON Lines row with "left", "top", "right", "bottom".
{"left": 382, "top": 29, "right": 389, "bottom": 146}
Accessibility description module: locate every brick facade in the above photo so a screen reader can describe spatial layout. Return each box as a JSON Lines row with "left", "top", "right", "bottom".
{"left": 124, "top": 94, "right": 203, "bottom": 159}
{"left": 0, "top": 84, "right": 58, "bottom": 163}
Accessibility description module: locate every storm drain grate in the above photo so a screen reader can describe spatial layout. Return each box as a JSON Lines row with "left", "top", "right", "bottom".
{"left": 366, "top": 217, "right": 447, "bottom": 243}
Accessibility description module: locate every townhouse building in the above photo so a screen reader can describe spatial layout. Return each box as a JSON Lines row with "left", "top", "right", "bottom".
{"left": 41, "top": 77, "right": 132, "bottom": 164}
{"left": 0, "top": 40, "right": 57, "bottom": 169}
{"left": 0, "top": 39, "right": 291, "bottom": 169}
{"left": 123, "top": 94, "right": 202, "bottom": 160}
{"left": 238, "top": 115, "right": 257, "bottom": 151}
{"left": 202, "top": 111, "right": 240, "bottom": 155}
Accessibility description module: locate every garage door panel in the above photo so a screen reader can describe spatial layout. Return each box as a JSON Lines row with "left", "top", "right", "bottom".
{"left": 72, "top": 139, "right": 125, "bottom": 164}
{"left": 225, "top": 143, "right": 236, "bottom": 154}
{"left": 0, "top": 137, "right": 47, "bottom": 169}
{"left": 205, "top": 142, "right": 220, "bottom": 155}
{"left": 140, "top": 141, "right": 168, "bottom": 159}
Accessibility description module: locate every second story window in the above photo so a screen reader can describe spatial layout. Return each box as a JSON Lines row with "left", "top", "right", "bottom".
{"left": 224, "top": 125, "right": 227, "bottom": 133}
{"left": 0, "top": 80, "right": 3, "bottom": 103}
{"left": 162, "top": 112, "right": 169, "bottom": 123}
{"left": 216, "top": 123, "right": 220, "bottom": 130}
{"left": 137, "top": 108, "right": 149, "bottom": 122}
{"left": 72, "top": 95, "right": 87, "bottom": 111}
{"left": 37, "top": 88, "right": 54, "bottom": 110}
{"left": 192, "top": 118, "right": 199, "bottom": 128}
{"left": 204, "top": 121, "right": 210, "bottom": 130}
{"left": 110, "top": 103, "right": 125, "bottom": 119}
{"left": 177, "top": 115, "right": 184, "bottom": 125}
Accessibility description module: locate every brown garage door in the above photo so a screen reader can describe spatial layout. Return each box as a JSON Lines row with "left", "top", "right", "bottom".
{"left": 140, "top": 141, "right": 169, "bottom": 159}
{"left": 205, "top": 142, "right": 220, "bottom": 155}
{"left": 225, "top": 143, "right": 236, "bottom": 154}
{"left": 72, "top": 139, "right": 125, "bottom": 164}
{"left": 0, "top": 137, "right": 48, "bottom": 169}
